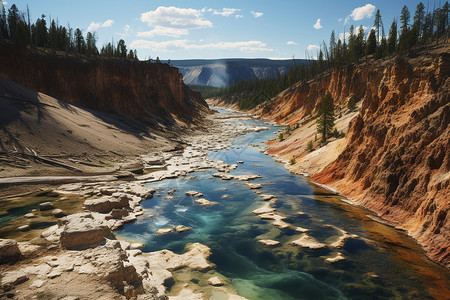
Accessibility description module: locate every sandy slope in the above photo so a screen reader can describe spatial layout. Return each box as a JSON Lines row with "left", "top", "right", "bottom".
{"left": 0, "top": 76, "right": 176, "bottom": 179}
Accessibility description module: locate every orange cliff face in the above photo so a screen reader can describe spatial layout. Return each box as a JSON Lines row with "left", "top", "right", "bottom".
{"left": 0, "top": 45, "right": 209, "bottom": 125}
{"left": 252, "top": 46, "right": 450, "bottom": 267}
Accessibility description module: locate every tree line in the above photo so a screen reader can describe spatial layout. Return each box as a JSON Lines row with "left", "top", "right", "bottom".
{"left": 205, "top": 2, "right": 449, "bottom": 110}
{"left": 0, "top": 3, "right": 138, "bottom": 59}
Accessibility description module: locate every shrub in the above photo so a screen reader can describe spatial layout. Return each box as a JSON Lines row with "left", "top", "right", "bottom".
{"left": 290, "top": 158, "right": 296, "bottom": 165}
{"left": 278, "top": 133, "right": 284, "bottom": 141}
{"left": 348, "top": 96, "right": 356, "bottom": 111}
{"left": 306, "top": 140, "right": 314, "bottom": 151}
{"left": 332, "top": 128, "right": 340, "bottom": 138}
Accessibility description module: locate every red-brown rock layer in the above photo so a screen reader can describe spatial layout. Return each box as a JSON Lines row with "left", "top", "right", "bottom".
{"left": 248, "top": 45, "right": 450, "bottom": 266}
{"left": 0, "top": 44, "right": 208, "bottom": 125}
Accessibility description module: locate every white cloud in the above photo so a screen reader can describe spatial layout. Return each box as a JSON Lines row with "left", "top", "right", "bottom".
{"left": 0, "top": 1, "right": 8, "bottom": 6}
{"left": 138, "top": 26, "right": 189, "bottom": 38}
{"left": 141, "top": 6, "right": 212, "bottom": 29}
{"left": 235, "top": 14, "right": 244, "bottom": 19}
{"left": 139, "top": 6, "right": 212, "bottom": 37}
{"left": 345, "top": 4, "right": 375, "bottom": 24}
{"left": 339, "top": 32, "right": 350, "bottom": 41}
{"left": 286, "top": 41, "right": 297, "bottom": 46}
{"left": 251, "top": 11, "right": 263, "bottom": 18}
{"left": 306, "top": 44, "right": 320, "bottom": 52}
{"left": 116, "top": 25, "right": 131, "bottom": 38}
{"left": 102, "top": 19, "right": 114, "bottom": 28}
{"left": 211, "top": 8, "right": 241, "bottom": 17}
{"left": 88, "top": 23, "right": 101, "bottom": 32}
{"left": 313, "top": 18, "right": 322, "bottom": 30}
{"left": 130, "top": 39, "right": 273, "bottom": 53}
{"left": 87, "top": 19, "right": 114, "bottom": 32}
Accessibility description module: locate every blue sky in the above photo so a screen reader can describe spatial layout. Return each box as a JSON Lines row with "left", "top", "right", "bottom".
{"left": 2, "top": 0, "right": 428, "bottom": 60}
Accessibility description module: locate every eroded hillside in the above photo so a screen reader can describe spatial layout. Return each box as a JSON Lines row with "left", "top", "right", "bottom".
{"left": 211, "top": 44, "right": 450, "bottom": 266}
{"left": 0, "top": 45, "right": 209, "bottom": 125}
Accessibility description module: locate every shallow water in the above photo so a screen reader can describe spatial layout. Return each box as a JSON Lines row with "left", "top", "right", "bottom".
{"left": 116, "top": 118, "right": 450, "bottom": 299}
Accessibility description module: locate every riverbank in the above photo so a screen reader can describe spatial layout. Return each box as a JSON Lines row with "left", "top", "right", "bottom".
{"left": 0, "top": 108, "right": 270, "bottom": 299}
{"left": 207, "top": 45, "right": 450, "bottom": 268}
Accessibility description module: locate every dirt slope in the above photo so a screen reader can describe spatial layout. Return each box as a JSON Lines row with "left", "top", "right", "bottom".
{"left": 0, "top": 76, "right": 176, "bottom": 178}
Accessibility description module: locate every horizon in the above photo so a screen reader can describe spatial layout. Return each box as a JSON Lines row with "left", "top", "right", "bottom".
{"left": 1, "top": 0, "right": 433, "bottom": 60}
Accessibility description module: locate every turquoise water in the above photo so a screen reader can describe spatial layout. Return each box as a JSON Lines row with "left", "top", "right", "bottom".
{"left": 117, "top": 119, "right": 450, "bottom": 299}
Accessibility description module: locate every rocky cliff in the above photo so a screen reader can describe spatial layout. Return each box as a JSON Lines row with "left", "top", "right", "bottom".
{"left": 169, "top": 58, "right": 309, "bottom": 87}
{"left": 236, "top": 45, "right": 450, "bottom": 266}
{"left": 0, "top": 45, "right": 208, "bottom": 125}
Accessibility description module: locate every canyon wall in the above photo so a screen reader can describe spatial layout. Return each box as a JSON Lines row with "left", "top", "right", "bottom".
{"left": 0, "top": 45, "right": 209, "bottom": 125}
{"left": 246, "top": 46, "right": 450, "bottom": 266}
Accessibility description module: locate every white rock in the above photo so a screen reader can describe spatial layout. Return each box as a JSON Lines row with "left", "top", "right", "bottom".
{"left": 194, "top": 198, "right": 218, "bottom": 207}
{"left": 156, "top": 228, "right": 173, "bottom": 235}
{"left": 258, "top": 240, "right": 280, "bottom": 246}
{"left": 30, "top": 279, "right": 45, "bottom": 289}
{"left": 208, "top": 276, "right": 225, "bottom": 286}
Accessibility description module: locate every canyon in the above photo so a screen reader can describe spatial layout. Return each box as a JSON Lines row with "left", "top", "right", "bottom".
{"left": 169, "top": 58, "right": 309, "bottom": 87}
{"left": 210, "top": 44, "right": 450, "bottom": 267}
{"left": 0, "top": 44, "right": 209, "bottom": 126}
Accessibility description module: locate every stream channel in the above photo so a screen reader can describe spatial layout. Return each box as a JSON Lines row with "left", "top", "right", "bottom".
{"left": 117, "top": 110, "right": 449, "bottom": 300}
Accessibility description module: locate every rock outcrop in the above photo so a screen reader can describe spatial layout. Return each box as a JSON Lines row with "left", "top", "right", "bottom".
{"left": 58, "top": 213, "right": 115, "bottom": 249}
{"left": 0, "top": 45, "right": 209, "bottom": 125}
{"left": 0, "top": 239, "right": 21, "bottom": 263}
{"left": 225, "top": 45, "right": 450, "bottom": 266}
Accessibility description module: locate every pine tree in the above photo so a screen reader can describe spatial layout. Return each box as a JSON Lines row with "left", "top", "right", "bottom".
{"left": 48, "top": 19, "right": 57, "bottom": 51}
{"left": 413, "top": 2, "right": 425, "bottom": 44}
{"left": 316, "top": 91, "right": 335, "bottom": 143}
{"left": 387, "top": 19, "right": 397, "bottom": 54}
{"left": 34, "top": 15, "right": 47, "bottom": 47}
{"left": 7, "top": 4, "right": 19, "bottom": 40}
{"left": 374, "top": 9, "right": 383, "bottom": 45}
{"left": 399, "top": 5, "right": 411, "bottom": 52}
{"left": 117, "top": 39, "right": 126, "bottom": 58}
{"left": 329, "top": 30, "right": 336, "bottom": 65}
{"left": 86, "top": 32, "right": 98, "bottom": 56}
{"left": 366, "top": 29, "right": 377, "bottom": 56}
{"left": 0, "top": 3, "right": 8, "bottom": 41}
{"left": 74, "top": 28, "right": 85, "bottom": 54}
{"left": 357, "top": 25, "right": 365, "bottom": 59}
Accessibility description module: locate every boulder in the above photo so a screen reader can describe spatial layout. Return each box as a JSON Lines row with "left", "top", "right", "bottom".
{"left": 252, "top": 203, "right": 276, "bottom": 215}
{"left": 18, "top": 225, "right": 31, "bottom": 231}
{"left": 0, "top": 239, "right": 21, "bottom": 263}
{"left": 247, "top": 183, "right": 262, "bottom": 189}
{"left": 208, "top": 276, "right": 225, "bottom": 286}
{"left": 291, "top": 234, "right": 327, "bottom": 249}
{"left": 156, "top": 228, "right": 173, "bottom": 235}
{"left": 194, "top": 198, "right": 218, "bottom": 207}
{"left": 1, "top": 270, "right": 28, "bottom": 286}
{"left": 185, "top": 191, "right": 203, "bottom": 197}
{"left": 258, "top": 240, "right": 280, "bottom": 246}
{"left": 39, "top": 202, "right": 54, "bottom": 211}
{"left": 84, "top": 196, "right": 129, "bottom": 213}
{"left": 175, "top": 225, "right": 191, "bottom": 233}
{"left": 59, "top": 213, "right": 115, "bottom": 249}
{"left": 260, "top": 194, "right": 276, "bottom": 201}
{"left": 52, "top": 209, "right": 66, "bottom": 218}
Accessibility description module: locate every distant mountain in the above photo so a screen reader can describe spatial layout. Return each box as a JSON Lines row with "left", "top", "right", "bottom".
{"left": 165, "top": 58, "right": 310, "bottom": 87}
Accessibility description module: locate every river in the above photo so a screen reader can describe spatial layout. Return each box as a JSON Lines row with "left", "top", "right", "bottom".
{"left": 116, "top": 110, "right": 450, "bottom": 299}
